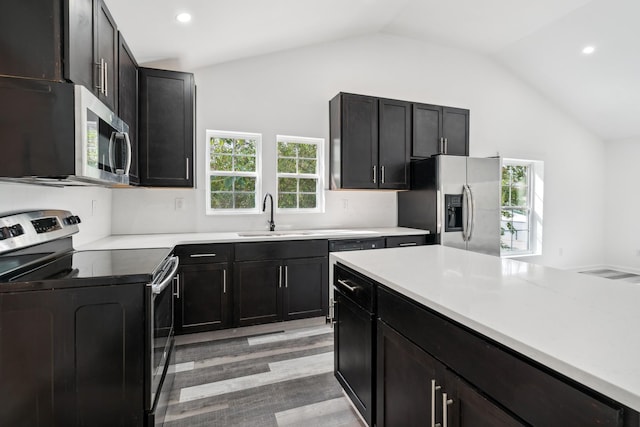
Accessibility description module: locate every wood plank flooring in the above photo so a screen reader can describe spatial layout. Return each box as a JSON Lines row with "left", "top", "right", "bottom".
{"left": 165, "top": 318, "right": 365, "bottom": 427}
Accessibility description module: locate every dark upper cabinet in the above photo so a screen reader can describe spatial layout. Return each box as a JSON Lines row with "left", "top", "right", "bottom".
{"left": 118, "top": 34, "right": 139, "bottom": 184}
{"left": 330, "top": 93, "right": 378, "bottom": 189}
{"left": 139, "top": 68, "right": 195, "bottom": 187}
{"left": 94, "top": 0, "right": 118, "bottom": 110}
{"left": 378, "top": 98, "right": 411, "bottom": 189}
{"left": 330, "top": 93, "right": 409, "bottom": 190}
{"left": 0, "top": 0, "right": 63, "bottom": 81}
{"left": 413, "top": 103, "right": 469, "bottom": 158}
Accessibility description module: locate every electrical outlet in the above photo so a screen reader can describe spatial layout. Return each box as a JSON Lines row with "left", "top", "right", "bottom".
{"left": 175, "top": 197, "right": 185, "bottom": 211}
{"left": 91, "top": 200, "right": 97, "bottom": 216}
{"left": 342, "top": 199, "right": 348, "bottom": 210}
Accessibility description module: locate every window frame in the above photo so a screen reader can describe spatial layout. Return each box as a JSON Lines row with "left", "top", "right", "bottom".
{"left": 275, "top": 134, "right": 325, "bottom": 213}
{"left": 500, "top": 158, "right": 544, "bottom": 258}
{"left": 205, "top": 129, "right": 262, "bottom": 215}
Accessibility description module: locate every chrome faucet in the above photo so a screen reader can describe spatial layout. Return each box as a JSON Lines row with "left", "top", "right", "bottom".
{"left": 262, "top": 193, "right": 275, "bottom": 231}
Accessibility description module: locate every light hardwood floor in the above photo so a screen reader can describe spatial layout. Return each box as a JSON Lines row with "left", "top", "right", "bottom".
{"left": 165, "top": 318, "right": 365, "bottom": 427}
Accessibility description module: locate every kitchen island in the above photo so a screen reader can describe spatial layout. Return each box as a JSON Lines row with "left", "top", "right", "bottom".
{"left": 330, "top": 245, "right": 640, "bottom": 426}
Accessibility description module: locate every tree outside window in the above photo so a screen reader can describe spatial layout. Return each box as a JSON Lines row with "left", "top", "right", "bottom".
{"left": 276, "top": 136, "right": 324, "bottom": 212}
{"left": 206, "top": 131, "right": 261, "bottom": 214}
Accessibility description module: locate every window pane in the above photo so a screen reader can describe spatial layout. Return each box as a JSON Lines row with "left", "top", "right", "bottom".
{"left": 211, "top": 155, "right": 233, "bottom": 172}
{"left": 234, "top": 193, "right": 255, "bottom": 209}
{"left": 234, "top": 155, "right": 256, "bottom": 172}
{"left": 278, "top": 142, "right": 297, "bottom": 157}
{"left": 299, "top": 194, "right": 316, "bottom": 209}
{"left": 211, "top": 138, "right": 234, "bottom": 154}
{"left": 236, "top": 139, "right": 256, "bottom": 155}
{"left": 279, "top": 177, "right": 297, "bottom": 192}
{"left": 298, "top": 143, "right": 317, "bottom": 158}
{"left": 210, "top": 175, "right": 233, "bottom": 191}
{"left": 235, "top": 176, "right": 256, "bottom": 192}
{"left": 299, "top": 178, "right": 317, "bottom": 193}
{"left": 278, "top": 158, "right": 296, "bottom": 173}
{"left": 211, "top": 192, "right": 233, "bottom": 209}
{"left": 279, "top": 193, "right": 297, "bottom": 209}
{"left": 299, "top": 159, "right": 317, "bottom": 174}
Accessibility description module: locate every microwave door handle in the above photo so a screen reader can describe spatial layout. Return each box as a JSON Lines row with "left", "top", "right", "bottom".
{"left": 107, "top": 131, "right": 116, "bottom": 173}
{"left": 123, "top": 132, "right": 132, "bottom": 175}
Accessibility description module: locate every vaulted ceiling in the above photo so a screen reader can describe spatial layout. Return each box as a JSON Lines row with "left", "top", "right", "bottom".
{"left": 105, "top": 0, "right": 640, "bottom": 141}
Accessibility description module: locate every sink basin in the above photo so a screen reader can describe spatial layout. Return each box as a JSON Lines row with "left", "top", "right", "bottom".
{"left": 236, "top": 231, "right": 315, "bottom": 237}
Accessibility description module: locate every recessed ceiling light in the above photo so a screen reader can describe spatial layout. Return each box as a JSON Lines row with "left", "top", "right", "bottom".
{"left": 176, "top": 12, "right": 192, "bottom": 23}
{"left": 582, "top": 45, "right": 596, "bottom": 55}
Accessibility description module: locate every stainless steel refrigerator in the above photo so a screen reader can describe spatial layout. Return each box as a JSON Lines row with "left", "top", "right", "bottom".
{"left": 398, "top": 155, "right": 501, "bottom": 256}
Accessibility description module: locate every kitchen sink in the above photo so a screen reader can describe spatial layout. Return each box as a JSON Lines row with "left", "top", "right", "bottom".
{"left": 236, "top": 231, "right": 315, "bottom": 237}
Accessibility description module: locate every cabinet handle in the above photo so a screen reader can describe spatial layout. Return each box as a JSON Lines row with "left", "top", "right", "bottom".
{"left": 444, "top": 138, "right": 448, "bottom": 154}
{"left": 372, "top": 165, "right": 377, "bottom": 184}
{"left": 381, "top": 165, "right": 385, "bottom": 184}
{"left": 284, "top": 265, "right": 288, "bottom": 288}
{"left": 174, "top": 275, "right": 180, "bottom": 299}
{"left": 431, "top": 379, "right": 442, "bottom": 427}
{"left": 439, "top": 137, "right": 444, "bottom": 154}
{"left": 95, "top": 60, "right": 104, "bottom": 93}
{"left": 442, "top": 392, "right": 454, "bottom": 427}
{"left": 223, "top": 268, "right": 227, "bottom": 293}
{"left": 189, "top": 253, "right": 216, "bottom": 258}
{"left": 104, "top": 60, "right": 108, "bottom": 97}
{"left": 278, "top": 265, "right": 283, "bottom": 288}
{"left": 399, "top": 242, "right": 418, "bottom": 247}
{"left": 186, "top": 158, "right": 190, "bottom": 180}
{"left": 337, "top": 279, "right": 357, "bottom": 292}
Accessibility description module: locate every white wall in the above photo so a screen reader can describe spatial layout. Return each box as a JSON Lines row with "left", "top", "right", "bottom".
{"left": 604, "top": 138, "right": 640, "bottom": 271}
{"left": 111, "top": 33, "right": 605, "bottom": 268}
{"left": 0, "top": 182, "right": 112, "bottom": 247}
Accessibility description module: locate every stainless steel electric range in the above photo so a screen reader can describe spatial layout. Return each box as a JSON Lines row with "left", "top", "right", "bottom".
{"left": 0, "top": 209, "right": 177, "bottom": 426}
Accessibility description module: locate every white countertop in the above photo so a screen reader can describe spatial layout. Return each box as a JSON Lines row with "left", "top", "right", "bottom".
{"left": 77, "top": 227, "right": 428, "bottom": 250}
{"left": 330, "top": 245, "right": 640, "bottom": 412}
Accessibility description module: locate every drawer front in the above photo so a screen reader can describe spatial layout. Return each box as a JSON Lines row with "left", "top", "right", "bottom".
{"left": 377, "top": 286, "right": 623, "bottom": 427}
{"left": 174, "top": 243, "right": 232, "bottom": 264}
{"left": 334, "top": 263, "right": 375, "bottom": 312}
{"left": 234, "top": 239, "right": 327, "bottom": 261}
{"left": 385, "top": 235, "right": 427, "bottom": 248}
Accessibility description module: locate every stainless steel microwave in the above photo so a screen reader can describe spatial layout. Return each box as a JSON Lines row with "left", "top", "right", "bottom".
{"left": 0, "top": 77, "right": 131, "bottom": 186}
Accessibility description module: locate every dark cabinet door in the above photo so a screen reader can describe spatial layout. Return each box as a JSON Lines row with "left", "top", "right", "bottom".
{"left": 177, "top": 263, "right": 231, "bottom": 334}
{"left": 334, "top": 290, "right": 374, "bottom": 426}
{"left": 412, "top": 103, "right": 469, "bottom": 158}
{"left": 441, "top": 107, "right": 469, "bottom": 156}
{"left": 65, "top": 0, "right": 95, "bottom": 89}
{"left": 0, "top": 0, "right": 63, "bottom": 81}
{"left": 450, "top": 374, "right": 525, "bottom": 427}
{"left": 234, "top": 260, "right": 282, "bottom": 326}
{"left": 283, "top": 256, "right": 328, "bottom": 320}
{"left": 378, "top": 99, "right": 410, "bottom": 189}
{"left": 412, "top": 103, "right": 441, "bottom": 158}
{"left": 333, "top": 93, "right": 378, "bottom": 189}
{"left": 117, "top": 33, "right": 139, "bottom": 184}
{"left": 139, "top": 68, "right": 194, "bottom": 187}
{"left": 376, "top": 320, "right": 445, "bottom": 427}
{"left": 95, "top": 0, "right": 118, "bottom": 110}
{"left": 0, "top": 284, "right": 144, "bottom": 426}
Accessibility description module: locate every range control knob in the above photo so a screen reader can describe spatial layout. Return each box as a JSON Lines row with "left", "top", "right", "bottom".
{"left": 64, "top": 215, "right": 81, "bottom": 225}
{"left": 9, "top": 224, "right": 24, "bottom": 237}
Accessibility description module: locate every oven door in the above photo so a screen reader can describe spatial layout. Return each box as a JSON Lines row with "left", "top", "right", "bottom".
{"left": 146, "top": 255, "right": 179, "bottom": 414}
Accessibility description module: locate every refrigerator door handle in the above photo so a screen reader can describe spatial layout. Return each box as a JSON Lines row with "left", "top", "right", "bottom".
{"left": 436, "top": 189, "right": 442, "bottom": 234}
{"left": 467, "top": 184, "right": 475, "bottom": 241}
{"left": 462, "top": 185, "right": 468, "bottom": 241}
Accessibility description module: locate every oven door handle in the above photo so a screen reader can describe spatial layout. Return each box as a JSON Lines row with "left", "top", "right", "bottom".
{"left": 150, "top": 256, "right": 179, "bottom": 295}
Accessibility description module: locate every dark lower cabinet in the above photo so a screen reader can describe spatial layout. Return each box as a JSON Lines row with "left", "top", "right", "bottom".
{"left": 377, "top": 320, "right": 523, "bottom": 427}
{"left": 234, "top": 240, "right": 329, "bottom": 327}
{"left": 0, "top": 284, "right": 145, "bottom": 426}
{"left": 177, "top": 263, "right": 231, "bottom": 333}
{"left": 234, "top": 260, "right": 282, "bottom": 326}
{"left": 174, "top": 244, "right": 232, "bottom": 334}
{"left": 139, "top": 68, "right": 194, "bottom": 187}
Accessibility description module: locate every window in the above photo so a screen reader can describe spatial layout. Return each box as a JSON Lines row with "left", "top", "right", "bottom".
{"left": 500, "top": 158, "right": 543, "bottom": 257}
{"left": 206, "top": 130, "right": 261, "bottom": 214}
{"left": 276, "top": 135, "right": 324, "bottom": 212}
